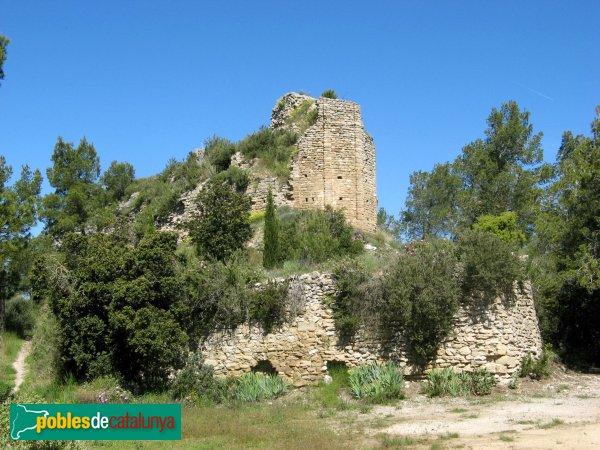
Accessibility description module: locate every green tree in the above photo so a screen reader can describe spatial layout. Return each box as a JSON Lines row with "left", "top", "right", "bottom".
{"left": 187, "top": 179, "right": 252, "bottom": 261}
{"left": 534, "top": 107, "right": 600, "bottom": 364}
{"left": 33, "top": 232, "right": 188, "bottom": 389}
{"left": 401, "top": 163, "right": 461, "bottom": 239}
{"left": 0, "top": 34, "right": 9, "bottom": 84}
{"left": 0, "top": 157, "right": 42, "bottom": 330}
{"left": 101, "top": 161, "right": 135, "bottom": 201}
{"left": 263, "top": 189, "right": 279, "bottom": 268}
{"left": 473, "top": 211, "right": 526, "bottom": 246}
{"left": 401, "top": 101, "right": 550, "bottom": 241}
{"left": 43, "top": 137, "right": 103, "bottom": 236}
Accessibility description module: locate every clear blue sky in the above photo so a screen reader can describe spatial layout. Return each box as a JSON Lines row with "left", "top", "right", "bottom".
{"left": 1, "top": 1, "right": 598, "bottom": 218}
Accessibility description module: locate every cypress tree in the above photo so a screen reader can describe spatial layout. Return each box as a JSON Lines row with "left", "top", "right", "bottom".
{"left": 263, "top": 189, "right": 279, "bottom": 268}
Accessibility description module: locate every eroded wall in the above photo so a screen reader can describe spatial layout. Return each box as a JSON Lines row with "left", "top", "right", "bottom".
{"left": 201, "top": 272, "right": 543, "bottom": 386}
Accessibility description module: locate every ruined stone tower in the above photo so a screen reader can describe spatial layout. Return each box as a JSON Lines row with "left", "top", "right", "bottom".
{"left": 271, "top": 93, "right": 377, "bottom": 232}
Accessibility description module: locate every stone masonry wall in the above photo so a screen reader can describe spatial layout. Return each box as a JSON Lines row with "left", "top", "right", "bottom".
{"left": 201, "top": 272, "right": 543, "bottom": 386}
{"left": 273, "top": 93, "right": 378, "bottom": 232}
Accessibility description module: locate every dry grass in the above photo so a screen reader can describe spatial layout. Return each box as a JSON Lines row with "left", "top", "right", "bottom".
{"left": 0, "top": 331, "right": 24, "bottom": 386}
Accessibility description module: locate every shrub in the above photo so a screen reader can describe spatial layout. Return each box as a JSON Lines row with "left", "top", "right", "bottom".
{"left": 381, "top": 240, "right": 460, "bottom": 366}
{"left": 237, "top": 127, "right": 298, "bottom": 178}
{"left": 4, "top": 295, "right": 35, "bottom": 338}
{"left": 280, "top": 206, "right": 363, "bottom": 264}
{"left": 287, "top": 99, "right": 318, "bottom": 132}
{"left": 249, "top": 210, "right": 265, "bottom": 223}
{"left": 250, "top": 281, "right": 288, "bottom": 333}
{"left": 321, "top": 89, "right": 338, "bottom": 99}
{"left": 171, "top": 353, "right": 230, "bottom": 403}
{"left": 348, "top": 362, "right": 404, "bottom": 403}
{"left": 187, "top": 179, "right": 252, "bottom": 261}
{"left": 473, "top": 211, "right": 526, "bottom": 246}
{"left": 233, "top": 372, "right": 287, "bottom": 402}
{"left": 425, "top": 368, "right": 496, "bottom": 397}
{"left": 458, "top": 230, "right": 523, "bottom": 302}
{"left": 519, "top": 345, "right": 556, "bottom": 379}
{"left": 213, "top": 165, "right": 249, "bottom": 192}
{"left": 204, "top": 135, "right": 236, "bottom": 172}
{"left": 0, "top": 382, "right": 11, "bottom": 402}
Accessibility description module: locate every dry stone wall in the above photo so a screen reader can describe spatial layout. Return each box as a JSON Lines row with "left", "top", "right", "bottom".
{"left": 273, "top": 93, "right": 378, "bottom": 232}
{"left": 201, "top": 272, "right": 543, "bottom": 386}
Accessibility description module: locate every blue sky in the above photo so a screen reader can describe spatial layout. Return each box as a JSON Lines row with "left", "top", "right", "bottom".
{"left": 1, "top": 1, "right": 598, "bottom": 218}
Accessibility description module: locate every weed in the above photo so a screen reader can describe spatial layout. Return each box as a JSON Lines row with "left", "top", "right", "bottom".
{"left": 449, "top": 407, "right": 468, "bottom": 413}
{"left": 348, "top": 362, "right": 405, "bottom": 403}
{"left": 499, "top": 434, "right": 514, "bottom": 442}
{"left": 233, "top": 372, "right": 287, "bottom": 402}
{"left": 539, "top": 418, "right": 563, "bottom": 429}
{"left": 439, "top": 431, "right": 460, "bottom": 440}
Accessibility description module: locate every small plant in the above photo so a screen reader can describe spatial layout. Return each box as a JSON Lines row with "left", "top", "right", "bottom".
{"left": 538, "top": 418, "right": 563, "bottom": 429}
{"left": 519, "top": 345, "right": 556, "bottom": 380}
{"left": 348, "top": 362, "right": 404, "bottom": 403}
{"left": 425, "top": 368, "right": 496, "bottom": 397}
{"left": 233, "top": 372, "right": 287, "bottom": 402}
{"left": 499, "top": 434, "right": 514, "bottom": 442}
{"left": 321, "top": 89, "right": 338, "bottom": 99}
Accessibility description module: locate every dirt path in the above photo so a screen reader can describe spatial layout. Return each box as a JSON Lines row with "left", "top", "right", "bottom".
{"left": 355, "top": 372, "right": 600, "bottom": 449}
{"left": 11, "top": 340, "right": 31, "bottom": 394}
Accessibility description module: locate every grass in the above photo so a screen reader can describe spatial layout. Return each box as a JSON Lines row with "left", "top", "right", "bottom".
{"left": 0, "top": 331, "right": 24, "bottom": 386}
{"left": 448, "top": 407, "right": 468, "bottom": 413}
{"left": 88, "top": 402, "right": 361, "bottom": 449}
{"left": 538, "top": 418, "right": 564, "bottom": 429}
{"left": 499, "top": 434, "right": 514, "bottom": 442}
{"left": 376, "top": 434, "right": 426, "bottom": 448}
{"left": 313, "top": 363, "right": 351, "bottom": 410}
{"left": 439, "top": 432, "right": 459, "bottom": 440}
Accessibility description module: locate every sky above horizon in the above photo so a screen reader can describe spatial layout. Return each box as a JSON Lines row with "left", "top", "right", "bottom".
{"left": 1, "top": 1, "right": 599, "bottom": 219}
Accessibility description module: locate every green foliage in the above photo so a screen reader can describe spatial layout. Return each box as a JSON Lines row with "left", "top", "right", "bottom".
{"left": 519, "top": 345, "right": 556, "bottom": 379}
{"left": 382, "top": 240, "right": 460, "bottom": 366}
{"left": 458, "top": 230, "right": 523, "bottom": 302}
{"left": 171, "top": 353, "right": 231, "bottom": 403}
{"left": 237, "top": 127, "right": 298, "bottom": 178}
{"left": 279, "top": 206, "right": 363, "bottom": 264}
{"left": 533, "top": 108, "right": 600, "bottom": 365}
{"left": 43, "top": 137, "right": 105, "bottom": 236}
{"left": 4, "top": 295, "right": 35, "bottom": 338}
{"left": 204, "top": 135, "right": 236, "bottom": 172}
{"left": 474, "top": 212, "right": 526, "bottom": 245}
{"left": 32, "top": 232, "right": 188, "bottom": 390}
{"left": 288, "top": 99, "right": 318, "bottom": 132}
{"left": 0, "top": 33, "right": 9, "bottom": 83}
{"left": 263, "top": 189, "right": 280, "bottom": 268}
{"left": 348, "top": 362, "right": 405, "bottom": 403}
{"left": 233, "top": 372, "right": 287, "bottom": 402}
{"left": 250, "top": 282, "right": 288, "bottom": 333}
{"left": 377, "top": 207, "right": 400, "bottom": 237}
{"left": 212, "top": 165, "right": 249, "bottom": 192}
{"left": 314, "top": 362, "right": 350, "bottom": 409}
{"left": 321, "top": 89, "right": 338, "bottom": 99}
{"left": 101, "top": 160, "right": 135, "bottom": 201}
{"left": 0, "top": 156, "right": 42, "bottom": 330}
{"left": 401, "top": 101, "right": 549, "bottom": 241}
{"left": 425, "top": 368, "right": 496, "bottom": 397}
{"left": 187, "top": 179, "right": 252, "bottom": 261}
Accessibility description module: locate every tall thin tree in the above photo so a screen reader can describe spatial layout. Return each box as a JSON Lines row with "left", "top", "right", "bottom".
{"left": 263, "top": 189, "right": 279, "bottom": 268}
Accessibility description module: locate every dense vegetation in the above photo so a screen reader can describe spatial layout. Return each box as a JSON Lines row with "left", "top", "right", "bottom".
{"left": 0, "top": 37, "right": 598, "bottom": 401}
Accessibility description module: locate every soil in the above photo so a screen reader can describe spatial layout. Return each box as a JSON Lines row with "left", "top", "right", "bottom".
{"left": 11, "top": 340, "right": 31, "bottom": 394}
{"left": 356, "top": 367, "right": 600, "bottom": 449}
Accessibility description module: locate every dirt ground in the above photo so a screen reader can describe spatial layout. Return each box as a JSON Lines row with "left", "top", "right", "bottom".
{"left": 11, "top": 340, "right": 30, "bottom": 394}
{"left": 356, "top": 368, "right": 600, "bottom": 449}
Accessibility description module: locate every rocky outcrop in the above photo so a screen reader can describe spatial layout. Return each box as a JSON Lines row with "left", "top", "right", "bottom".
{"left": 201, "top": 272, "right": 543, "bottom": 386}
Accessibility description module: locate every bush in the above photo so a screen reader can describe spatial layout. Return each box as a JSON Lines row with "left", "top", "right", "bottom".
{"left": 382, "top": 240, "right": 460, "bottom": 366}
{"left": 348, "top": 362, "right": 404, "bottom": 403}
{"left": 4, "top": 295, "right": 35, "bottom": 338}
{"left": 519, "top": 345, "right": 556, "bottom": 379}
{"left": 204, "top": 135, "right": 236, "bottom": 172}
{"left": 250, "top": 282, "right": 288, "bottom": 333}
{"left": 280, "top": 206, "right": 363, "bottom": 264}
{"left": 187, "top": 180, "right": 252, "bottom": 261}
{"left": 233, "top": 372, "right": 287, "bottom": 402}
{"left": 458, "top": 230, "right": 523, "bottom": 302}
{"left": 171, "top": 353, "right": 231, "bottom": 403}
{"left": 237, "top": 127, "right": 298, "bottom": 178}
{"left": 474, "top": 211, "right": 526, "bottom": 246}
{"left": 425, "top": 368, "right": 496, "bottom": 397}
{"left": 213, "top": 165, "right": 249, "bottom": 192}
{"left": 0, "top": 382, "right": 11, "bottom": 402}
{"left": 321, "top": 89, "right": 338, "bottom": 99}
{"left": 287, "top": 99, "right": 318, "bottom": 132}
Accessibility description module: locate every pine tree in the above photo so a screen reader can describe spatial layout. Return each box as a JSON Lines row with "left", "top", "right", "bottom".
{"left": 263, "top": 189, "right": 279, "bottom": 268}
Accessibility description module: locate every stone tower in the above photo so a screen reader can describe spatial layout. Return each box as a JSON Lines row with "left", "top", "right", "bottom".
{"left": 271, "top": 93, "right": 377, "bottom": 232}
